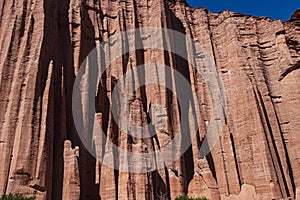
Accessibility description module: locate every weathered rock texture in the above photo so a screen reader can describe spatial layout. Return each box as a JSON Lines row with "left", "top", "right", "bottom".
{"left": 0, "top": 0, "right": 299, "bottom": 199}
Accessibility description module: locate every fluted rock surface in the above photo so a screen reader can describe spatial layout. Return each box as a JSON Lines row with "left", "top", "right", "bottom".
{"left": 0, "top": 0, "right": 299, "bottom": 200}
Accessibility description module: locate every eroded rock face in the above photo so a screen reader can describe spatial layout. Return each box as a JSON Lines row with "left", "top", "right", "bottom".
{"left": 62, "top": 141, "right": 80, "bottom": 200}
{"left": 0, "top": 0, "right": 299, "bottom": 199}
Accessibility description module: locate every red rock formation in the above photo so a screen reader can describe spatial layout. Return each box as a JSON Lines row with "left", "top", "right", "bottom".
{"left": 0, "top": 0, "right": 299, "bottom": 200}
{"left": 63, "top": 141, "right": 80, "bottom": 200}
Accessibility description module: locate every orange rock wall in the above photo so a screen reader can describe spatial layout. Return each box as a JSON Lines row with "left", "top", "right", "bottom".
{"left": 0, "top": 0, "right": 299, "bottom": 199}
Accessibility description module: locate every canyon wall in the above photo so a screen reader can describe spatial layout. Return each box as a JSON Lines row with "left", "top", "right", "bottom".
{"left": 0, "top": 0, "right": 299, "bottom": 199}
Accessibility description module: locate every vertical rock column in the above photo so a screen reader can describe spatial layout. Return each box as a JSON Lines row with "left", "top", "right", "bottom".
{"left": 62, "top": 141, "right": 80, "bottom": 200}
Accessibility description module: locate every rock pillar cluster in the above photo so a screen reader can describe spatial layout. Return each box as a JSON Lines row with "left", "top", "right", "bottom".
{"left": 0, "top": 0, "right": 299, "bottom": 199}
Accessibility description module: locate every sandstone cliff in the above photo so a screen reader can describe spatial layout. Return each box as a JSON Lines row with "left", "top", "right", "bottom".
{"left": 0, "top": 0, "right": 299, "bottom": 200}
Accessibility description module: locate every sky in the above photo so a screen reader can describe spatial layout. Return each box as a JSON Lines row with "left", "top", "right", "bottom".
{"left": 186, "top": 0, "right": 299, "bottom": 21}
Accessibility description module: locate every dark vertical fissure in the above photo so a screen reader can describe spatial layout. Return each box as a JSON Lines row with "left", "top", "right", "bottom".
{"left": 253, "top": 86, "right": 289, "bottom": 198}
{"left": 257, "top": 90, "right": 291, "bottom": 198}
{"left": 272, "top": 105, "right": 296, "bottom": 197}
{"left": 230, "top": 133, "right": 242, "bottom": 188}
{"left": 77, "top": 3, "right": 100, "bottom": 199}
